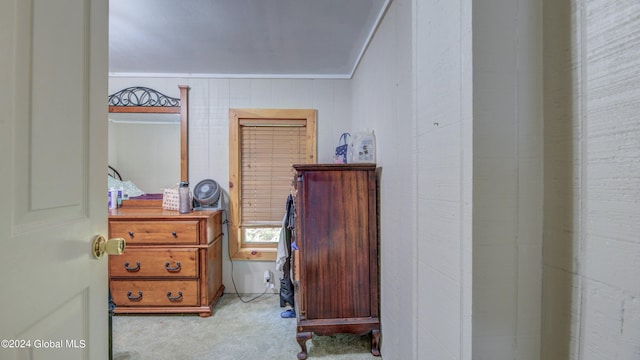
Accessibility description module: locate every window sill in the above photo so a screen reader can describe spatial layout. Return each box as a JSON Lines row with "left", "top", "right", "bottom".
{"left": 230, "top": 247, "right": 277, "bottom": 261}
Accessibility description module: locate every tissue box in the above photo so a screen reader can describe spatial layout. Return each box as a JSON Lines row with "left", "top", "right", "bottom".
{"left": 162, "top": 186, "right": 180, "bottom": 210}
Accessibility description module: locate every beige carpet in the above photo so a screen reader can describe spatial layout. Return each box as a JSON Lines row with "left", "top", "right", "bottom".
{"left": 112, "top": 293, "right": 381, "bottom": 360}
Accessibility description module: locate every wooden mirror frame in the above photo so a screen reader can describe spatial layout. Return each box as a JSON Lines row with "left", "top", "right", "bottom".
{"left": 108, "top": 85, "right": 189, "bottom": 183}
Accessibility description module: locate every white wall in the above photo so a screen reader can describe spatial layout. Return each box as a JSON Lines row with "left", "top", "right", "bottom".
{"left": 351, "top": 0, "right": 416, "bottom": 358}
{"left": 352, "top": 0, "right": 475, "bottom": 357}
{"left": 472, "top": 0, "right": 543, "bottom": 359}
{"left": 355, "top": 1, "right": 542, "bottom": 359}
{"left": 109, "top": 77, "right": 352, "bottom": 293}
{"left": 542, "top": 1, "right": 640, "bottom": 359}
{"left": 414, "top": 0, "right": 474, "bottom": 358}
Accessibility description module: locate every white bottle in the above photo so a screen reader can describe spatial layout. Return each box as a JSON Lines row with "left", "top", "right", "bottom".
{"left": 179, "top": 182, "right": 191, "bottom": 214}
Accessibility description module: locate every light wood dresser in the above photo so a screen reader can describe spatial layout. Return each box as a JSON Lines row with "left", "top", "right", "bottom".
{"left": 108, "top": 207, "right": 224, "bottom": 317}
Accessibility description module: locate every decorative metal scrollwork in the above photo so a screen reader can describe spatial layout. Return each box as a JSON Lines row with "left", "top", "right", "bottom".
{"left": 108, "top": 86, "right": 180, "bottom": 107}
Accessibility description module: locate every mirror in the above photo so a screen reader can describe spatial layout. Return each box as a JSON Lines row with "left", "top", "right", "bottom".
{"left": 108, "top": 85, "right": 189, "bottom": 195}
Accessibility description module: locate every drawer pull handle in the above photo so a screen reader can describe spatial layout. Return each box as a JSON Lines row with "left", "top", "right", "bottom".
{"left": 172, "top": 231, "right": 177, "bottom": 237}
{"left": 128, "top": 231, "right": 134, "bottom": 238}
{"left": 167, "top": 291, "right": 183, "bottom": 302}
{"left": 165, "top": 261, "right": 181, "bottom": 272}
{"left": 127, "top": 291, "right": 143, "bottom": 301}
{"left": 124, "top": 261, "right": 141, "bottom": 272}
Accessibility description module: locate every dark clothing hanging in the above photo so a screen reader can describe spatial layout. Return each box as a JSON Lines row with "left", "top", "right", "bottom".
{"left": 279, "top": 194, "right": 295, "bottom": 308}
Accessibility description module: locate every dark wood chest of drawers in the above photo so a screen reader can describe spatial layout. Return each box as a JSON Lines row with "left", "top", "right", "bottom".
{"left": 108, "top": 208, "right": 224, "bottom": 317}
{"left": 292, "top": 164, "right": 380, "bottom": 359}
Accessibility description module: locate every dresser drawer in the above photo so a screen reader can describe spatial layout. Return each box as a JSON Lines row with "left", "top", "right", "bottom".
{"left": 110, "top": 221, "right": 199, "bottom": 245}
{"left": 110, "top": 280, "right": 199, "bottom": 307}
{"left": 109, "top": 248, "right": 198, "bottom": 278}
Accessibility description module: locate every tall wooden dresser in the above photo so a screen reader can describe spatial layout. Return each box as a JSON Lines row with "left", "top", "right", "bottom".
{"left": 292, "top": 164, "right": 380, "bottom": 359}
{"left": 108, "top": 207, "right": 224, "bottom": 317}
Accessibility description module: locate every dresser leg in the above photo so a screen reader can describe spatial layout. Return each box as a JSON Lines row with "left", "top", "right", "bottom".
{"left": 371, "top": 329, "right": 381, "bottom": 356}
{"left": 296, "top": 331, "right": 312, "bottom": 360}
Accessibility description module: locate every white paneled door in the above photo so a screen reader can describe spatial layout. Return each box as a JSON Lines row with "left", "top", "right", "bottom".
{"left": 0, "top": 0, "right": 109, "bottom": 359}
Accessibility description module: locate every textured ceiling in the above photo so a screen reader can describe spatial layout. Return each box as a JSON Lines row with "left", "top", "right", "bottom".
{"left": 109, "top": 0, "right": 390, "bottom": 78}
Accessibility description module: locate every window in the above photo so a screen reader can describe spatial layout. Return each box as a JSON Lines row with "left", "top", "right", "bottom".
{"left": 229, "top": 109, "right": 316, "bottom": 260}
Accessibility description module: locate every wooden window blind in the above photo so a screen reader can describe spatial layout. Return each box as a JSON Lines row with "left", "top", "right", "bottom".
{"left": 240, "top": 122, "right": 306, "bottom": 230}
{"left": 229, "top": 108, "right": 316, "bottom": 260}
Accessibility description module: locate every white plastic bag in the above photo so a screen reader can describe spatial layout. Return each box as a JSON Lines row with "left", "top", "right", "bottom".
{"left": 349, "top": 129, "right": 376, "bottom": 164}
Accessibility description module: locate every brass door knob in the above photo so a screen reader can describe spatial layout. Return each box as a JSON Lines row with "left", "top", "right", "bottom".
{"left": 91, "top": 235, "right": 125, "bottom": 258}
